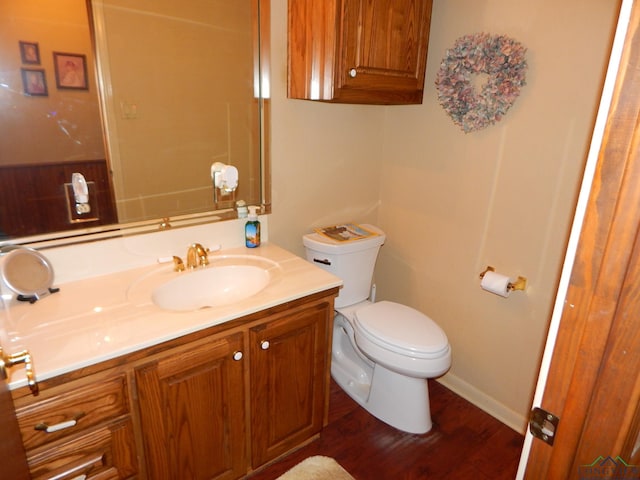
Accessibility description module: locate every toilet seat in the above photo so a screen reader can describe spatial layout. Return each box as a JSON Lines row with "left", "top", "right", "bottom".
{"left": 354, "top": 301, "right": 449, "bottom": 359}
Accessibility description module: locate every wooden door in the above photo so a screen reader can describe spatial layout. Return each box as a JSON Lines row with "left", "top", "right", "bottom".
{"left": 135, "top": 332, "right": 247, "bottom": 480}
{"left": 523, "top": 1, "right": 640, "bottom": 477}
{"left": 249, "top": 300, "right": 331, "bottom": 467}
{"left": 0, "top": 365, "right": 30, "bottom": 479}
{"left": 287, "top": 0, "right": 432, "bottom": 104}
{"left": 336, "top": 0, "right": 432, "bottom": 103}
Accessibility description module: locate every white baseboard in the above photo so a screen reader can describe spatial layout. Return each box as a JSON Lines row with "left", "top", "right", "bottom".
{"left": 436, "top": 373, "right": 528, "bottom": 434}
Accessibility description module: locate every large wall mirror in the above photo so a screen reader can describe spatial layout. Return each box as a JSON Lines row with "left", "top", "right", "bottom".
{"left": 0, "top": 0, "right": 270, "bottom": 246}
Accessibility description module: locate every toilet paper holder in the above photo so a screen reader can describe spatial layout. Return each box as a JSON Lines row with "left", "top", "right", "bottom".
{"left": 479, "top": 266, "right": 527, "bottom": 292}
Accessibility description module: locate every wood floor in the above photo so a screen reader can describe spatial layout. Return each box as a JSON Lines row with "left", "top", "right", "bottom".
{"left": 248, "top": 379, "right": 524, "bottom": 479}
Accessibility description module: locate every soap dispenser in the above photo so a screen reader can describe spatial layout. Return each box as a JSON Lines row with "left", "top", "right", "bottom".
{"left": 245, "top": 206, "right": 260, "bottom": 248}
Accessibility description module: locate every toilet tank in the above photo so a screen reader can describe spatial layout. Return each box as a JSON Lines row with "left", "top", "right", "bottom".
{"left": 302, "top": 224, "right": 385, "bottom": 308}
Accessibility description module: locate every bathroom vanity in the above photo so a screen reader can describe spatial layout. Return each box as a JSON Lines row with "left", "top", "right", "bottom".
{"left": 4, "top": 243, "right": 340, "bottom": 479}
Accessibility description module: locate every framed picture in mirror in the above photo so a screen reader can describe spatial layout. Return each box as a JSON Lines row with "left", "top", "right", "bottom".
{"left": 19, "top": 41, "right": 40, "bottom": 64}
{"left": 53, "top": 52, "right": 88, "bottom": 90}
{"left": 21, "top": 68, "right": 48, "bottom": 96}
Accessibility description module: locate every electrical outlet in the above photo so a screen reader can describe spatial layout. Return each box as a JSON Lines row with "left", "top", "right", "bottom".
{"left": 64, "top": 182, "right": 100, "bottom": 223}
{"left": 120, "top": 101, "right": 138, "bottom": 119}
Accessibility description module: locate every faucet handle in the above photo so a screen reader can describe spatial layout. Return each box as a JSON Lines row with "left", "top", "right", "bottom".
{"left": 156, "top": 255, "right": 185, "bottom": 272}
{"left": 172, "top": 256, "right": 185, "bottom": 272}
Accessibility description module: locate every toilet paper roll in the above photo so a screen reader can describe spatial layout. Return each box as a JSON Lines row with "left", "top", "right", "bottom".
{"left": 480, "top": 271, "right": 511, "bottom": 298}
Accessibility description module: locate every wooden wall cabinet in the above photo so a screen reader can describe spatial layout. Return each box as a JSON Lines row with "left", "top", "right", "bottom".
{"left": 288, "top": 0, "right": 433, "bottom": 105}
{"left": 12, "top": 290, "right": 337, "bottom": 480}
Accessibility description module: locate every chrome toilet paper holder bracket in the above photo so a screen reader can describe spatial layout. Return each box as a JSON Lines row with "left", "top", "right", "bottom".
{"left": 479, "top": 266, "right": 527, "bottom": 292}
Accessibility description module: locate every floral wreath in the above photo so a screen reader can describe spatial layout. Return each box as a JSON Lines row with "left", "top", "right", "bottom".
{"left": 435, "top": 33, "right": 528, "bottom": 133}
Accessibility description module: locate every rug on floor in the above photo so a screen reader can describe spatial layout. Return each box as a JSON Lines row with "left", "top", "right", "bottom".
{"left": 276, "top": 455, "right": 355, "bottom": 480}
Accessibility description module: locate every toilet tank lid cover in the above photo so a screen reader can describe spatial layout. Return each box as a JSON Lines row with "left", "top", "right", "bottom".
{"left": 355, "top": 301, "right": 449, "bottom": 355}
{"left": 303, "top": 224, "right": 385, "bottom": 254}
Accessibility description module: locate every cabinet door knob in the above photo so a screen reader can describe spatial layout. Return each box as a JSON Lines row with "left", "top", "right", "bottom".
{"left": 233, "top": 351, "right": 243, "bottom": 361}
{"left": 0, "top": 347, "right": 38, "bottom": 395}
{"left": 260, "top": 340, "right": 270, "bottom": 350}
{"left": 349, "top": 68, "right": 357, "bottom": 78}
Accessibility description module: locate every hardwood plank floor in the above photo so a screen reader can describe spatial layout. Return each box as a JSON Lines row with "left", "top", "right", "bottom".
{"left": 248, "top": 379, "right": 524, "bottom": 479}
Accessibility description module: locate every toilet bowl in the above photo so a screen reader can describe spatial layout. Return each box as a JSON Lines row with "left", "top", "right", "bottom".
{"left": 303, "top": 224, "right": 452, "bottom": 434}
{"left": 354, "top": 301, "right": 451, "bottom": 378}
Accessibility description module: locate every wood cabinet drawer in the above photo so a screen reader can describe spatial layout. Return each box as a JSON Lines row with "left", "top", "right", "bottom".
{"left": 16, "top": 375, "right": 129, "bottom": 450}
{"left": 27, "top": 418, "right": 137, "bottom": 480}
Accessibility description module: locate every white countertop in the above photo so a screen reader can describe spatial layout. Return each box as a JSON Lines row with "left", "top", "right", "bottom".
{"left": 2, "top": 243, "right": 341, "bottom": 390}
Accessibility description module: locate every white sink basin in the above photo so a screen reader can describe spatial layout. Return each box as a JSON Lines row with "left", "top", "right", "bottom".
{"left": 127, "top": 255, "right": 282, "bottom": 312}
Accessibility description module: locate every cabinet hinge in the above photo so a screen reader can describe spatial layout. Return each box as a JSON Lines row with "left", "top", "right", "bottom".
{"left": 529, "top": 407, "right": 559, "bottom": 446}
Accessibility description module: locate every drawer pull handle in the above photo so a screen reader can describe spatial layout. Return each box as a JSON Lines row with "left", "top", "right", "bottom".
{"left": 260, "top": 340, "right": 270, "bottom": 350}
{"left": 35, "top": 412, "right": 86, "bottom": 433}
{"left": 43, "top": 452, "right": 104, "bottom": 480}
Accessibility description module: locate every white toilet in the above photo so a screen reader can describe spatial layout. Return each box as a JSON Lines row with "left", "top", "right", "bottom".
{"left": 303, "top": 224, "right": 451, "bottom": 434}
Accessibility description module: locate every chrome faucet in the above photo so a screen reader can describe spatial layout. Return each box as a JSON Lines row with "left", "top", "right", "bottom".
{"left": 186, "top": 243, "right": 209, "bottom": 269}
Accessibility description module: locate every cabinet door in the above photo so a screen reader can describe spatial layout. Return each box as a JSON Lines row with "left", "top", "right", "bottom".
{"left": 337, "top": 0, "right": 432, "bottom": 104}
{"left": 135, "top": 332, "right": 246, "bottom": 480}
{"left": 250, "top": 301, "right": 330, "bottom": 467}
{"left": 288, "top": 0, "right": 432, "bottom": 104}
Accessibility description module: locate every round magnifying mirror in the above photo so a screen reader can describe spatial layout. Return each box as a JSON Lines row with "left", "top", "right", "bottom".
{"left": 0, "top": 247, "right": 55, "bottom": 300}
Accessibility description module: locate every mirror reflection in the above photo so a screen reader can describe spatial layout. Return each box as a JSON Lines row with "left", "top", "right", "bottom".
{"left": 0, "top": 0, "right": 268, "bottom": 243}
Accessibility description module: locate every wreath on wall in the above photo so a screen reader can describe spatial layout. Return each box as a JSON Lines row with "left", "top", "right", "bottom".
{"left": 435, "top": 33, "right": 528, "bottom": 133}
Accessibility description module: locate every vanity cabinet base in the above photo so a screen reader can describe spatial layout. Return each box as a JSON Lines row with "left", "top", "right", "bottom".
{"left": 13, "top": 289, "right": 337, "bottom": 480}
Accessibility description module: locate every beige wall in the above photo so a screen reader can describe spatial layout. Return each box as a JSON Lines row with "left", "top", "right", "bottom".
{"left": 269, "top": 0, "right": 620, "bottom": 431}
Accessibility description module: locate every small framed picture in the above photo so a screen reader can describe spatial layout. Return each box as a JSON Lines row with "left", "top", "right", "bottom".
{"left": 53, "top": 52, "right": 88, "bottom": 90}
{"left": 19, "top": 41, "right": 40, "bottom": 64}
{"left": 21, "top": 68, "right": 48, "bottom": 96}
